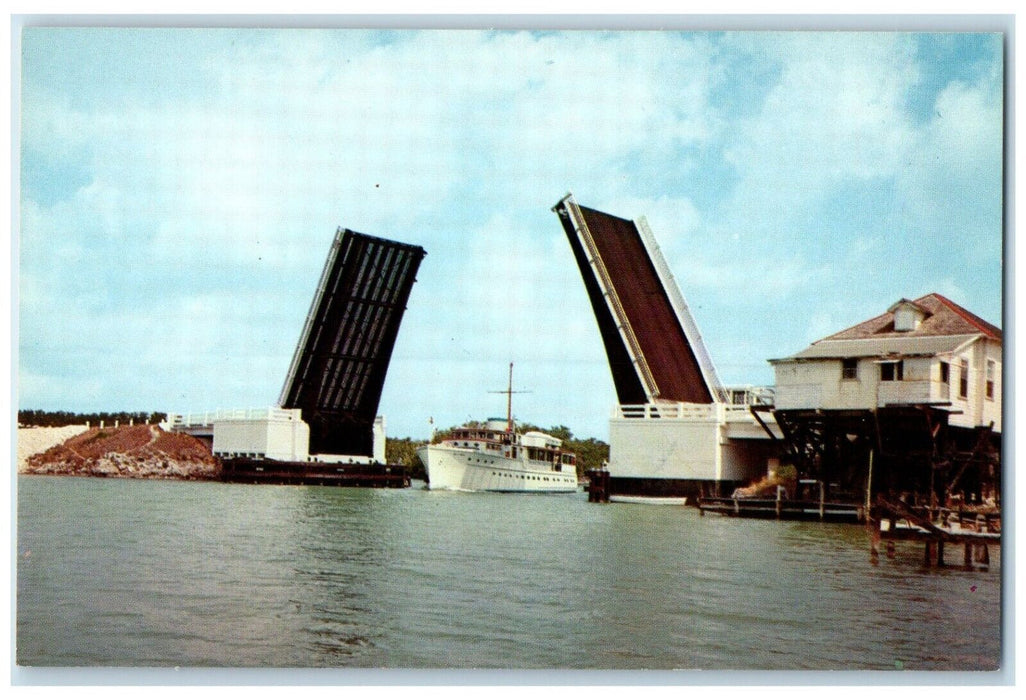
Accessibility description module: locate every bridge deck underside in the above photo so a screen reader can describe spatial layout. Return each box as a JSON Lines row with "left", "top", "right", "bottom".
{"left": 558, "top": 203, "right": 713, "bottom": 404}
{"left": 280, "top": 229, "right": 425, "bottom": 456}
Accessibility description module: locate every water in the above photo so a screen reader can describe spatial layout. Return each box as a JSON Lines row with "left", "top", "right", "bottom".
{"left": 16, "top": 476, "right": 1002, "bottom": 671}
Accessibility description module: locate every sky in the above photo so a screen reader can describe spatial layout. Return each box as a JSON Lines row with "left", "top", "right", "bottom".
{"left": 15, "top": 25, "right": 1005, "bottom": 441}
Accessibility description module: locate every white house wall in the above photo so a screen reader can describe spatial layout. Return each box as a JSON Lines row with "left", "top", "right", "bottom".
{"left": 956, "top": 338, "right": 1002, "bottom": 432}
{"left": 773, "top": 337, "right": 1001, "bottom": 433}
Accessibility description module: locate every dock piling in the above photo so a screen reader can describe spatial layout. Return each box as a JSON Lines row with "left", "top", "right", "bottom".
{"left": 586, "top": 469, "right": 610, "bottom": 503}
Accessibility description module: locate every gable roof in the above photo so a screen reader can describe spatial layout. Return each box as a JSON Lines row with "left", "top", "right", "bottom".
{"left": 823, "top": 293, "right": 1001, "bottom": 342}
{"left": 770, "top": 293, "right": 1001, "bottom": 364}
{"left": 778, "top": 334, "right": 980, "bottom": 362}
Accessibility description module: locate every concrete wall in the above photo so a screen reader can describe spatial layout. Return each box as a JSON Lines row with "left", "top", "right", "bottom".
{"left": 610, "top": 416, "right": 720, "bottom": 480}
{"left": 609, "top": 411, "right": 769, "bottom": 484}
{"left": 373, "top": 416, "right": 386, "bottom": 464}
{"left": 213, "top": 414, "right": 310, "bottom": 462}
{"left": 719, "top": 439, "right": 778, "bottom": 482}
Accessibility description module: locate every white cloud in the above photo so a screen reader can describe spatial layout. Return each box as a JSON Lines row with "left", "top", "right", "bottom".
{"left": 895, "top": 74, "right": 1004, "bottom": 242}
{"left": 721, "top": 33, "right": 919, "bottom": 220}
{"left": 18, "top": 29, "right": 1005, "bottom": 437}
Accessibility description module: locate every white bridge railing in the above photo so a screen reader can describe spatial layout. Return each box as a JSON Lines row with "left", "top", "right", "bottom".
{"left": 168, "top": 407, "right": 302, "bottom": 429}
{"left": 561, "top": 195, "right": 660, "bottom": 400}
{"left": 614, "top": 386, "right": 775, "bottom": 423}
{"left": 635, "top": 215, "right": 727, "bottom": 403}
{"left": 615, "top": 403, "right": 717, "bottom": 421}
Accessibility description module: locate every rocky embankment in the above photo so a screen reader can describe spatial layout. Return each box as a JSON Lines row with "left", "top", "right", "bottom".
{"left": 19, "top": 424, "right": 220, "bottom": 480}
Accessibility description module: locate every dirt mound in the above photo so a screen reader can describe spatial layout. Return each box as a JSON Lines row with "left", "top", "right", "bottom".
{"left": 731, "top": 472, "right": 795, "bottom": 499}
{"left": 23, "top": 424, "right": 220, "bottom": 480}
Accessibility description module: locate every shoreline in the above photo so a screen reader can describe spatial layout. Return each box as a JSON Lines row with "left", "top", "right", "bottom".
{"left": 18, "top": 424, "right": 220, "bottom": 481}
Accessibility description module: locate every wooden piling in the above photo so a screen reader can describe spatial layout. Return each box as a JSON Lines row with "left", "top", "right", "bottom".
{"left": 586, "top": 469, "right": 610, "bottom": 503}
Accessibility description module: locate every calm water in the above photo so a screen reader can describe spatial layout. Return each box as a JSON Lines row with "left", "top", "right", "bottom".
{"left": 16, "top": 475, "right": 1003, "bottom": 672}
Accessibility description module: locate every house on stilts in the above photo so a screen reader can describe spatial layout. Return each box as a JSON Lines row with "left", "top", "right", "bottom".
{"left": 765, "top": 293, "right": 1002, "bottom": 511}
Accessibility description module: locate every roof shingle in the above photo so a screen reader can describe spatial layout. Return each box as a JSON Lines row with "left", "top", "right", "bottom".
{"left": 823, "top": 293, "right": 1001, "bottom": 342}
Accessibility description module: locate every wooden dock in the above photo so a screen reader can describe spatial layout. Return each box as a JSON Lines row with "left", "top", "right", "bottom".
{"left": 698, "top": 495, "right": 864, "bottom": 522}
{"left": 870, "top": 496, "right": 999, "bottom": 569}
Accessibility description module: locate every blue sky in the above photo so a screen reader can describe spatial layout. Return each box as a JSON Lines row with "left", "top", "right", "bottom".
{"left": 16, "top": 28, "right": 1005, "bottom": 440}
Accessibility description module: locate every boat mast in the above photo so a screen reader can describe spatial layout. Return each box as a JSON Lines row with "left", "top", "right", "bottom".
{"left": 489, "top": 362, "right": 529, "bottom": 433}
{"left": 506, "top": 362, "right": 514, "bottom": 433}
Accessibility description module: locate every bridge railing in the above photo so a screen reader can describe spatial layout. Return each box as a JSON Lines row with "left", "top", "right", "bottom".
{"left": 168, "top": 407, "right": 302, "bottom": 429}
{"left": 613, "top": 387, "right": 775, "bottom": 424}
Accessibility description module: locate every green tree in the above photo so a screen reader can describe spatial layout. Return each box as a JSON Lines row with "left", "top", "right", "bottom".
{"left": 386, "top": 437, "right": 429, "bottom": 480}
{"left": 18, "top": 410, "right": 165, "bottom": 428}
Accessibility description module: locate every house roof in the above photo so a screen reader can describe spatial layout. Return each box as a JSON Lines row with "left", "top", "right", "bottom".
{"left": 776, "top": 334, "right": 980, "bottom": 362}
{"left": 771, "top": 293, "right": 1001, "bottom": 363}
{"left": 825, "top": 293, "right": 1001, "bottom": 341}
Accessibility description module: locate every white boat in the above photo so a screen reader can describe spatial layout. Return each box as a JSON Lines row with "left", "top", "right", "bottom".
{"left": 417, "top": 364, "right": 579, "bottom": 493}
{"left": 609, "top": 495, "right": 688, "bottom": 506}
{"left": 418, "top": 419, "right": 579, "bottom": 492}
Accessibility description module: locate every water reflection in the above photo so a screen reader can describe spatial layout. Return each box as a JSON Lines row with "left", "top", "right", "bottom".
{"left": 17, "top": 476, "right": 1001, "bottom": 670}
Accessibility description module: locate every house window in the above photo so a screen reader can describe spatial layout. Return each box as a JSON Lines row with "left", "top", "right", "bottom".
{"left": 880, "top": 360, "right": 903, "bottom": 382}
{"left": 959, "top": 358, "right": 969, "bottom": 399}
{"left": 938, "top": 360, "right": 951, "bottom": 399}
{"left": 986, "top": 359, "right": 996, "bottom": 400}
{"left": 841, "top": 358, "right": 858, "bottom": 380}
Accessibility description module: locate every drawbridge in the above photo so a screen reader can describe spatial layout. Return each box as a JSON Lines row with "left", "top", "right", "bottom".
{"left": 553, "top": 194, "right": 724, "bottom": 406}
{"left": 553, "top": 193, "right": 778, "bottom": 501}
{"left": 279, "top": 228, "right": 426, "bottom": 458}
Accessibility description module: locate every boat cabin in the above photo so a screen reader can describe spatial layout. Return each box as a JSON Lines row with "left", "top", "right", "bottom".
{"left": 440, "top": 420, "right": 575, "bottom": 473}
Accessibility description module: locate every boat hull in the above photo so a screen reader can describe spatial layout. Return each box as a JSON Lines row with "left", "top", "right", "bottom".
{"left": 418, "top": 444, "right": 578, "bottom": 493}
{"left": 609, "top": 495, "right": 688, "bottom": 506}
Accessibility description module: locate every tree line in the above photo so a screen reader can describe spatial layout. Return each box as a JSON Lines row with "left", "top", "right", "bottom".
{"left": 18, "top": 410, "right": 168, "bottom": 428}
{"left": 384, "top": 423, "right": 610, "bottom": 481}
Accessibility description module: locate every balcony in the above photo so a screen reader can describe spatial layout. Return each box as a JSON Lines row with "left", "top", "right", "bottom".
{"left": 876, "top": 379, "right": 937, "bottom": 406}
